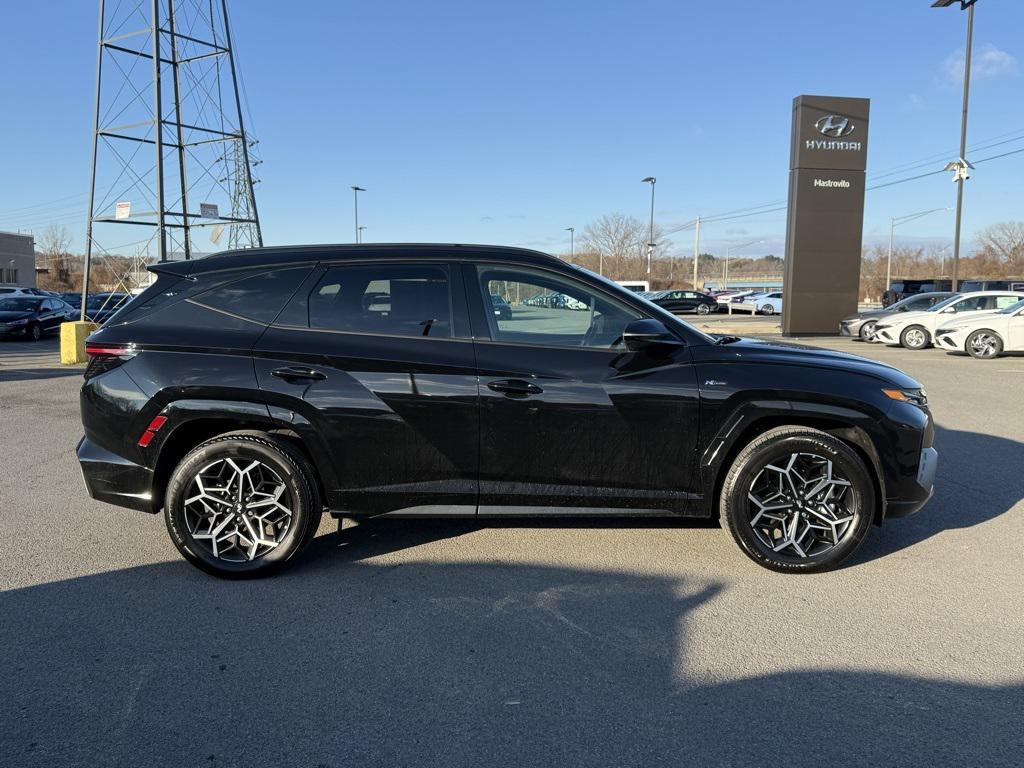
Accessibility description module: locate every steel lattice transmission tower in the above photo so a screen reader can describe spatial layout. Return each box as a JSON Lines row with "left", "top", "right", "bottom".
{"left": 81, "top": 0, "right": 262, "bottom": 307}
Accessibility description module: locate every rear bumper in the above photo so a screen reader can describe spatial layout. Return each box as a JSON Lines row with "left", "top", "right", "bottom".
{"left": 77, "top": 436, "right": 157, "bottom": 514}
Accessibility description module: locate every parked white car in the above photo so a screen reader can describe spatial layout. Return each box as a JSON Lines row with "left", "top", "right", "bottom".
{"left": 934, "top": 298, "right": 1024, "bottom": 358}
{"left": 752, "top": 291, "right": 783, "bottom": 315}
{"left": 871, "top": 291, "right": 1024, "bottom": 349}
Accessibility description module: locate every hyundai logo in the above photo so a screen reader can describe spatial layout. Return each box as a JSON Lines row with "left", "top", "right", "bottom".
{"left": 815, "top": 115, "right": 855, "bottom": 138}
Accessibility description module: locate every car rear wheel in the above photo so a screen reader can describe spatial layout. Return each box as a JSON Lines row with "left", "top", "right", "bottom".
{"left": 720, "top": 427, "right": 874, "bottom": 573}
{"left": 900, "top": 325, "right": 930, "bottom": 350}
{"left": 858, "top": 321, "right": 877, "bottom": 341}
{"left": 164, "top": 433, "right": 321, "bottom": 578}
{"left": 696, "top": 303, "right": 711, "bottom": 315}
{"left": 760, "top": 304, "right": 775, "bottom": 316}
{"left": 966, "top": 329, "right": 1003, "bottom": 359}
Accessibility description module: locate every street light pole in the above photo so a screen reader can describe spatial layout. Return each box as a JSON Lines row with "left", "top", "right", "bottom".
{"left": 351, "top": 186, "right": 365, "bottom": 243}
{"left": 565, "top": 227, "right": 574, "bottom": 261}
{"left": 692, "top": 216, "right": 701, "bottom": 290}
{"left": 933, "top": 0, "right": 978, "bottom": 291}
{"left": 886, "top": 207, "right": 952, "bottom": 297}
{"left": 725, "top": 238, "right": 765, "bottom": 288}
{"left": 358, "top": 225, "right": 366, "bottom": 244}
{"left": 642, "top": 177, "right": 656, "bottom": 276}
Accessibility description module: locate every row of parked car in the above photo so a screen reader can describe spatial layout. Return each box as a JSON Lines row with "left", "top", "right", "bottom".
{"left": 638, "top": 289, "right": 783, "bottom": 316}
{"left": 0, "top": 285, "right": 131, "bottom": 341}
{"left": 841, "top": 290, "right": 1024, "bottom": 359}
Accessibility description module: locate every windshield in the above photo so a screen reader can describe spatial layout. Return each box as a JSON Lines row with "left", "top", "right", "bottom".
{"left": 928, "top": 295, "right": 963, "bottom": 312}
{"left": 0, "top": 297, "right": 41, "bottom": 312}
{"left": 87, "top": 295, "right": 128, "bottom": 310}
{"left": 999, "top": 298, "right": 1024, "bottom": 315}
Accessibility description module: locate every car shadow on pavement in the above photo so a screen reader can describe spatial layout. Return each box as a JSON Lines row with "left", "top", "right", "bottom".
{"left": 0, "top": 366, "right": 83, "bottom": 383}
{"left": 1, "top": 551, "right": 1021, "bottom": 767}
{"left": 854, "top": 424, "right": 1024, "bottom": 564}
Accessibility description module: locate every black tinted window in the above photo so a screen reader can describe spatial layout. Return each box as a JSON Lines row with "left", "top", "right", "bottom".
{"left": 308, "top": 264, "right": 451, "bottom": 338}
{"left": 193, "top": 267, "right": 314, "bottom": 324}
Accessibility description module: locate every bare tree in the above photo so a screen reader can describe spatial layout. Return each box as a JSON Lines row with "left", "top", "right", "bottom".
{"left": 36, "top": 225, "right": 75, "bottom": 291}
{"left": 579, "top": 213, "right": 668, "bottom": 281}
{"left": 976, "top": 221, "right": 1024, "bottom": 275}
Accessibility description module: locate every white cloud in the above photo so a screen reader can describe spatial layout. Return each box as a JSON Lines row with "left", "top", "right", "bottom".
{"left": 942, "top": 44, "right": 1019, "bottom": 85}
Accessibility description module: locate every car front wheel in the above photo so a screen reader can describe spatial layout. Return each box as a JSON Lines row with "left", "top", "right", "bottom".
{"left": 720, "top": 427, "right": 874, "bottom": 573}
{"left": 164, "top": 433, "right": 321, "bottom": 578}
{"left": 966, "top": 329, "right": 1003, "bottom": 359}
{"left": 859, "top": 321, "right": 876, "bottom": 341}
{"left": 27, "top": 323, "right": 42, "bottom": 342}
{"left": 900, "top": 325, "right": 930, "bottom": 350}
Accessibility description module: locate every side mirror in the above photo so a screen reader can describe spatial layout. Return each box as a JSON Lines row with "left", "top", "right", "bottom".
{"left": 622, "top": 318, "right": 683, "bottom": 353}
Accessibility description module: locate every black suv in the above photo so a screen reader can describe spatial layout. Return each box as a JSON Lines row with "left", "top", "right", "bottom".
{"left": 77, "top": 245, "right": 937, "bottom": 577}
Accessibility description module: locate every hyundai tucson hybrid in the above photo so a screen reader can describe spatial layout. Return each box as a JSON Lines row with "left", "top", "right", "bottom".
{"left": 77, "top": 245, "right": 937, "bottom": 577}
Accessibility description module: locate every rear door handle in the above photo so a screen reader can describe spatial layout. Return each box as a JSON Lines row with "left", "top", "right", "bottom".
{"left": 271, "top": 366, "right": 327, "bottom": 383}
{"left": 487, "top": 378, "right": 543, "bottom": 397}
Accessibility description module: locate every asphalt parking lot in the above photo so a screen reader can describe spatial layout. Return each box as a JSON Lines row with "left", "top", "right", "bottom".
{"left": 1, "top": 334, "right": 1022, "bottom": 767}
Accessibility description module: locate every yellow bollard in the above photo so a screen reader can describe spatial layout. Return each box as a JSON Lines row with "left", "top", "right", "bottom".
{"left": 60, "top": 321, "right": 98, "bottom": 365}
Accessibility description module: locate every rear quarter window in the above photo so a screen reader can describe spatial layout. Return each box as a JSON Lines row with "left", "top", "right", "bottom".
{"left": 191, "top": 266, "right": 315, "bottom": 324}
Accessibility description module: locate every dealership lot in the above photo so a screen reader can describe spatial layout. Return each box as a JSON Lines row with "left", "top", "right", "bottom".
{"left": 1, "top": 336, "right": 1022, "bottom": 766}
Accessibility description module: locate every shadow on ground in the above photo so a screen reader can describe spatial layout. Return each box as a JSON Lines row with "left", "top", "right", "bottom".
{"left": 2, "top": 521, "right": 1021, "bottom": 767}
{"left": 855, "top": 424, "right": 1024, "bottom": 564}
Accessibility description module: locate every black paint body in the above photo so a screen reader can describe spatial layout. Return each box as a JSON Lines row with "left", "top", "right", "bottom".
{"left": 77, "top": 245, "right": 935, "bottom": 523}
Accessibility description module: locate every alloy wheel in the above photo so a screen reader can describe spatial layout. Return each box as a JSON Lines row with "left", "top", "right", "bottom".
{"left": 904, "top": 328, "right": 927, "bottom": 348}
{"left": 746, "top": 452, "right": 857, "bottom": 559}
{"left": 697, "top": 303, "right": 711, "bottom": 315}
{"left": 183, "top": 458, "right": 295, "bottom": 562}
{"left": 969, "top": 332, "right": 1000, "bottom": 358}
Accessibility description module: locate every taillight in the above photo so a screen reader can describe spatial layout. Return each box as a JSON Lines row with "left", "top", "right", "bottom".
{"left": 84, "top": 343, "right": 136, "bottom": 381}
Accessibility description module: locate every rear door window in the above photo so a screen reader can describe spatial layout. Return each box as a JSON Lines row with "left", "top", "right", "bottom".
{"left": 307, "top": 264, "right": 451, "bottom": 338}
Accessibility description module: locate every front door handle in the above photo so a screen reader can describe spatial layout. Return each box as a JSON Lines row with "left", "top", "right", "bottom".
{"left": 487, "top": 379, "right": 543, "bottom": 397}
{"left": 271, "top": 366, "right": 327, "bottom": 383}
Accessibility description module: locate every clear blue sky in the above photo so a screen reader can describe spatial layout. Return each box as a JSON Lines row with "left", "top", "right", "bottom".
{"left": 1, "top": 0, "right": 1022, "bottom": 258}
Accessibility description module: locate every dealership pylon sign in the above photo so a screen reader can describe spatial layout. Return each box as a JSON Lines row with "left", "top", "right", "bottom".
{"left": 783, "top": 95, "right": 870, "bottom": 335}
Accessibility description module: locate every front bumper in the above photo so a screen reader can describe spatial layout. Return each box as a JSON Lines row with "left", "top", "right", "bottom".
{"left": 839, "top": 320, "right": 859, "bottom": 337}
{"left": 77, "top": 436, "right": 156, "bottom": 514}
{"left": 934, "top": 328, "right": 965, "bottom": 351}
{"left": 885, "top": 446, "right": 937, "bottom": 518}
{"left": 873, "top": 325, "right": 899, "bottom": 344}
{"left": 0, "top": 324, "right": 29, "bottom": 337}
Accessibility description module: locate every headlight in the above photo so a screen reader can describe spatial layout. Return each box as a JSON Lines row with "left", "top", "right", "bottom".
{"left": 10, "top": 318, "right": 29, "bottom": 326}
{"left": 883, "top": 388, "right": 928, "bottom": 406}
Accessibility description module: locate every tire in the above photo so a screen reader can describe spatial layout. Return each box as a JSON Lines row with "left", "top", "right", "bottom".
{"left": 696, "top": 303, "right": 711, "bottom": 315}
{"left": 858, "top": 321, "right": 877, "bottom": 342}
{"left": 164, "top": 433, "right": 322, "bottom": 578}
{"left": 27, "top": 323, "right": 42, "bottom": 342}
{"left": 720, "top": 426, "right": 875, "bottom": 574}
{"left": 899, "top": 325, "right": 930, "bottom": 350}
{"left": 966, "top": 329, "right": 1003, "bottom": 359}
{"left": 760, "top": 304, "right": 775, "bottom": 316}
